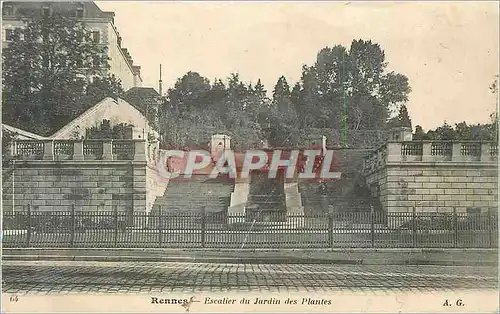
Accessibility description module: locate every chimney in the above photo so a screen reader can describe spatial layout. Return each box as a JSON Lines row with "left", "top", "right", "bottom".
{"left": 133, "top": 65, "right": 141, "bottom": 76}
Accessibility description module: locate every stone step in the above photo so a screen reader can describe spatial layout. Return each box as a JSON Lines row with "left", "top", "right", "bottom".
{"left": 160, "top": 195, "right": 229, "bottom": 199}
{"left": 166, "top": 189, "right": 234, "bottom": 194}
{"left": 153, "top": 199, "right": 229, "bottom": 205}
{"left": 152, "top": 176, "right": 235, "bottom": 214}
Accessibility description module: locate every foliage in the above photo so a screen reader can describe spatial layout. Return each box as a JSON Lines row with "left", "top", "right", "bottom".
{"left": 412, "top": 76, "right": 497, "bottom": 141}
{"left": 2, "top": 130, "right": 16, "bottom": 189}
{"left": 413, "top": 121, "right": 497, "bottom": 141}
{"left": 85, "top": 119, "right": 134, "bottom": 139}
{"left": 80, "top": 75, "right": 124, "bottom": 107}
{"left": 268, "top": 76, "right": 301, "bottom": 146}
{"left": 290, "top": 40, "right": 411, "bottom": 132}
{"left": 387, "top": 104, "right": 412, "bottom": 129}
{"left": 159, "top": 40, "right": 413, "bottom": 149}
{"left": 2, "top": 12, "right": 121, "bottom": 136}
{"left": 398, "top": 215, "right": 486, "bottom": 231}
{"left": 161, "top": 72, "right": 267, "bottom": 149}
{"left": 2, "top": 130, "right": 14, "bottom": 168}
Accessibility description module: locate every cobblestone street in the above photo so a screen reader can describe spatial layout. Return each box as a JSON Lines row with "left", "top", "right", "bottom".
{"left": 2, "top": 261, "right": 497, "bottom": 295}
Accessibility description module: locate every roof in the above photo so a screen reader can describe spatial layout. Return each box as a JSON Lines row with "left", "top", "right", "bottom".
{"left": 124, "top": 87, "right": 160, "bottom": 99}
{"left": 49, "top": 96, "right": 159, "bottom": 140}
{"left": 122, "top": 87, "right": 161, "bottom": 113}
{"left": 2, "top": 124, "right": 48, "bottom": 140}
{"left": 2, "top": 2, "right": 114, "bottom": 20}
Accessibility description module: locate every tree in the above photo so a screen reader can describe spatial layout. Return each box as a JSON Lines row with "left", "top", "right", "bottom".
{"left": 490, "top": 76, "right": 498, "bottom": 95}
{"left": 387, "top": 104, "right": 412, "bottom": 128}
{"left": 160, "top": 71, "right": 270, "bottom": 149}
{"left": 81, "top": 75, "right": 124, "bottom": 106}
{"left": 294, "top": 40, "right": 411, "bottom": 132}
{"left": 164, "top": 71, "right": 212, "bottom": 117}
{"left": 2, "top": 12, "right": 109, "bottom": 135}
{"left": 268, "top": 76, "right": 300, "bottom": 146}
{"left": 85, "top": 119, "right": 134, "bottom": 139}
{"left": 2, "top": 130, "right": 15, "bottom": 171}
{"left": 414, "top": 122, "right": 496, "bottom": 141}
{"left": 254, "top": 79, "right": 267, "bottom": 100}
{"left": 490, "top": 76, "right": 498, "bottom": 142}
{"left": 413, "top": 125, "right": 427, "bottom": 140}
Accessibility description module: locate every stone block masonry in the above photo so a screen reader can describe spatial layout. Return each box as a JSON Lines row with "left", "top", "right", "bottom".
{"left": 377, "top": 166, "right": 498, "bottom": 214}
{"left": 364, "top": 141, "right": 498, "bottom": 215}
{"left": 3, "top": 160, "right": 147, "bottom": 215}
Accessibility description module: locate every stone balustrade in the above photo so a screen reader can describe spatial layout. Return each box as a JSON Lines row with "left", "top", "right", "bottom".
{"left": 363, "top": 141, "right": 498, "bottom": 174}
{"left": 11, "top": 139, "right": 147, "bottom": 162}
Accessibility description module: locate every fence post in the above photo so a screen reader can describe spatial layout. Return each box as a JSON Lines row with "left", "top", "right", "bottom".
{"left": 158, "top": 207, "right": 163, "bottom": 247}
{"left": 328, "top": 213, "right": 334, "bottom": 249}
{"left": 26, "top": 204, "right": 32, "bottom": 247}
{"left": 201, "top": 206, "right": 206, "bottom": 248}
{"left": 370, "top": 206, "right": 375, "bottom": 248}
{"left": 487, "top": 208, "right": 493, "bottom": 248}
{"left": 453, "top": 207, "right": 458, "bottom": 248}
{"left": 70, "top": 204, "right": 76, "bottom": 248}
{"left": 412, "top": 207, "right": 417, "bottom": 248}
{"left": 113, "top": 205, "right": 118, "bottom": 248}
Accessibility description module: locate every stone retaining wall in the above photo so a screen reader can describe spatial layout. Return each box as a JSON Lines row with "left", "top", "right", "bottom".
{"left": 3, "top": 161, "right": 147, "bottom": 214}
{"left": 364, "top": 140, "right": 498, "bottom": 214}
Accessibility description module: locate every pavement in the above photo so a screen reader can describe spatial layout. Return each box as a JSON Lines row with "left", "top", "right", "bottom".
{"left": 2, "top": 248, "right": 498, "bottom": 266}
{"left": 2, "top": 260, "right": 497, "bottom": 295}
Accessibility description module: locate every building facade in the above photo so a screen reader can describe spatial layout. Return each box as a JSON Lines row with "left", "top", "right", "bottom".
{"left": 2, "top": 1, "right": 142, "bottom": 91}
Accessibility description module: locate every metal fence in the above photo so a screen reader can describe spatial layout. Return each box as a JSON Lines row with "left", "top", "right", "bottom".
{"left": 2, "top": 205, "right": 498, "bottom": 249}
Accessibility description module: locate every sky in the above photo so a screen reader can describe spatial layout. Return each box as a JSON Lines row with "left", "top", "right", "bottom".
{"left": 96, "top": 1, "right": 499, "bottom": 130}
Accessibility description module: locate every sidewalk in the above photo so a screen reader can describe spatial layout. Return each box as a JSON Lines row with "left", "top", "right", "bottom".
{"left": 2, "top": 248, "right": 498, "bottom": 266}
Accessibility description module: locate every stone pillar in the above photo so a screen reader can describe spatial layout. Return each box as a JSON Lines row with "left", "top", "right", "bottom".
{"left": 390, "top": 127, "right": 413, "bottom": 141}
{"left": 132, "top": 164, "right": 147, "bottom": 228}
{"left": 452, "top": 142, "right": 462, "bottom": 162}
{"left": 211, "top": 134, "right": 231, "bottom": 155}
{"left": 386, "top": 142, "right": 402, "bottom": 162}
{"left": 480, "top": 143, "right": 491, "bottom": 162}
{"left": 228, "top": 182, "right": 249, "bottom": 224}
{"left": 10, "top": 141, "right": 17, "bottom": 156}
{"left": 422, "top": 142, "right": 433, "bottom": 162}
{"left": 134, "top": 140, "right": 147, "bottom": 161}
{"left": 102, "top": 140, "right": 113, "bottom": 160}
{"left": 42, "top": 140, "right": 54, "bottom": 160}
{"left": 305, "top": 134, "right": 326, "bottom": 151}
{"left": 73, "top": 141, "right": 84, "bottom": 161}
{"left": 284, "top": 182, "right": 304, "bottom": 229}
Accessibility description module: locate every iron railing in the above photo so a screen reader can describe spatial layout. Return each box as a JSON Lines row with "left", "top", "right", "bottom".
{"left": 3, "top": 205, "right": 497, "bottom": 249}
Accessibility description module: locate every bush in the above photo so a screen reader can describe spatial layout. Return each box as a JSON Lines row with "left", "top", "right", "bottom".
{"left": 398, "top": 214, "right": 486, "bottom": 231}
{"left": 33, "top": 214, "right": 72, "bottom": 232}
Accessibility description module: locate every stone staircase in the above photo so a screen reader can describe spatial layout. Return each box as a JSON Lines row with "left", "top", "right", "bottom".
{"left": 245, "top": 194, "right": 286, "bottom": 222}
{"left": 152, "top": 175, "right": 235, "bottom": 214}
{"left": 245, "top": 171, "right": 287, "bottom": 222}
{"left": 298, "top": 149, "right": 381, "bottom": 215}
{"left": 298, "top": 179, "right": 378, "bottom": 214}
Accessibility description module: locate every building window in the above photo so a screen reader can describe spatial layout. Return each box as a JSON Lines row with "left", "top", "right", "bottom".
{"left": 5, "top": 29, "right": 15, "bottom": 41}
{"left": 42, "top": 6, "right": 50, "bottom": 17}
{"left": 75, "top": 6, "right": 84, "bottom": 18}
{"left": 3, "top": 5, "right": 14, "bottom": 16}
{"left": 91, "top": 31, "right": 100, "bottom": 43}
